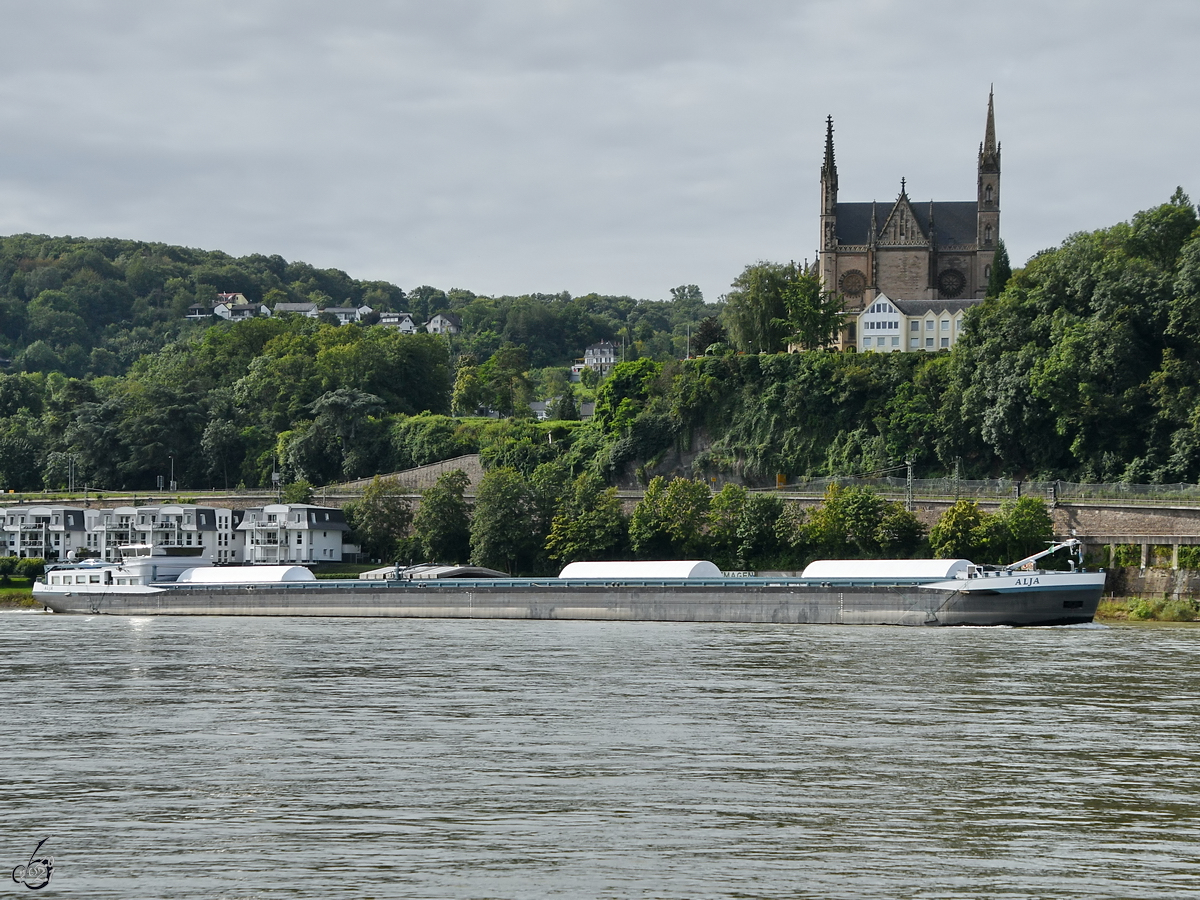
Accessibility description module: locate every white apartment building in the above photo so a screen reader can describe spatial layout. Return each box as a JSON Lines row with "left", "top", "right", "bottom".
{"left": 1, "top": 506, "right": 89, "bottom": 560}
{"left": 856, "top": 294, "right": 980, "bottom": 353}
{"left": 238, "top": 504, "right": 350, "bottom": 564}
{"left": 3, "top": 502, "right": 349, "bottom": 564}
{"left": 83, "top": 505, "right": 243, "bottom": 562}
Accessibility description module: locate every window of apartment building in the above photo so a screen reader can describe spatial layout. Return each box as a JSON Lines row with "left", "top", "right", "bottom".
{"left": 941, "top": 337, "right": 950, "bottom": 348}
{"left": 863, "top": 337, "right": 872, "bottom": 348}
{"left": 926, "top": 337, "right": 934, "bottom": 348}
{"left": 926, "top": 320, "right": 934, "bottom": 331}
{"left": 910, "top": 321, "right": 919, "bottom": 333}
{"left": 941, "top": 320, "right": 949, "bottom": 332}
{"left": 891, "top": 336, "right": 899, "bottom": 347}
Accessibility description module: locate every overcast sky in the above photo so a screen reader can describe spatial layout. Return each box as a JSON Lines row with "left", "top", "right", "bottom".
{"left": 1, "top": 1, "right": 1197, "bottom": 304}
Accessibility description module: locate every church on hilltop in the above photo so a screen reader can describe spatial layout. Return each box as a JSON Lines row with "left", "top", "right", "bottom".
{"left": 818, "top": 91, "right": 1001, "bottom": 352}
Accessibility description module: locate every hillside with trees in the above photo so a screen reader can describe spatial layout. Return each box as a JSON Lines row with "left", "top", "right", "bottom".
{"left": 1, "top": 191, "right": 1198, "bottom": 495}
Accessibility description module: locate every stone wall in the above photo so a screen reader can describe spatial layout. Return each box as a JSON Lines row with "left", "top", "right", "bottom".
{"left": 1106, "top": 567, "right": 1200, "bottom": 599}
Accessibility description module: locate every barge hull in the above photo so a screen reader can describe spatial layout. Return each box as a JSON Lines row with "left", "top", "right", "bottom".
{"left": 37, "top": 579, "right": 1102, "bottom": 626}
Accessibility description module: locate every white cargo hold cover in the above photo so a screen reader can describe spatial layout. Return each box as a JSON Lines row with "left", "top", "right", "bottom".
{"left": 558, "top": 560, "right": 723, "bottom": 579}
{"left": 801, "top": 559, "right": 971, "bottom": 580}
{"left": 174, "top": 565, "right": 317, "bottom": 584}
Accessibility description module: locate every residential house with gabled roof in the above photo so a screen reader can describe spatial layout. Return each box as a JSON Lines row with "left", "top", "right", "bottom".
{"left": 324, "top": 305, "right": 373, "bottom": 325}
{"left": 584, "top": 340, "right": 618, "bottom": 376}
{"left": 273, "top": 302, "right": 319, "bottom": 318}
{"left": 378, "top": 311, "right": 418, "bottom": 332}
{"left": 214, "top": 301, "right": 269, "bottom": 321}
{"left": 426, "top": 312, "right": 462, "bottom": 335}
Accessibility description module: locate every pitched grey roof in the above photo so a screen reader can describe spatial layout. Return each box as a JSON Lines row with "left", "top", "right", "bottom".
{"left": 835, "top": 201, "right": 979, "bottom": 246}
{"left": 889, "top": 298, "right": 983, "bottom": 317}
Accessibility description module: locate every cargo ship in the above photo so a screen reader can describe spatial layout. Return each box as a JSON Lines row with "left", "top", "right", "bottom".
{"left": 32, "top": 540, "right": 1103, "bottom": 626}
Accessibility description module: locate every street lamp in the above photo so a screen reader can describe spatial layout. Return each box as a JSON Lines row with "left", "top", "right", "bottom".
{"left": 169, "top": 455, "right": 176, "bottom": 493}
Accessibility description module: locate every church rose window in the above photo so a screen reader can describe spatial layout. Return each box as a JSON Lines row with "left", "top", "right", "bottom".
{"left": 938, "top": 269, "right": 966, "bottom": 298}
{"left": 839, "top": 270, "right": 866, "bottom": 298}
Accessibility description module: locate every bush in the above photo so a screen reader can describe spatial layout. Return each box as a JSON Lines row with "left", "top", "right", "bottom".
{"left": 1128, "top": 596, "right": 1198, "bottom": 621}
{"left": 14, "top": 558, "right": 45, "bottom": 579}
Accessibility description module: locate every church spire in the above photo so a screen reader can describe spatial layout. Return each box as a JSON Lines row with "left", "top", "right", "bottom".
{"left": 979, "top": 86, "right": 1000, "bottom": 173}
{"left": 822, "top": 115, "right": 836, "bottom": 177}
{"left": 820, "top": 115, "right": 838, "bottom": 239}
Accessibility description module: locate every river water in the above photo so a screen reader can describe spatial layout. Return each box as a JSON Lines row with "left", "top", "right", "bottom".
{"left": 2, "top": 613, "right": 1198, "bottom": 899}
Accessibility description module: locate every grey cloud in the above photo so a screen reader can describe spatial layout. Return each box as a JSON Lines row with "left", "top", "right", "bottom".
{"left": 0, "top": 1, "right": 1196, "bottom": 303}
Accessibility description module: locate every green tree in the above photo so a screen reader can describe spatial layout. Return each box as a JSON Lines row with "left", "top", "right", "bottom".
{"left": 344, "top": 476, "right": 414, "bottom": 563}
{"left": 929, "top": 500, "right": 987, "bottom": 560}
{"left": 545, "top": 472, "right": 627, "bottom": 566}
{"left": 281, "top": 479, "right": 315, "bottom": 504}
{"left": 549, "top": 388, "right": 579, "bottom": 421}
{"left": 708, "top": 485, "right": 785, "bottom": 569}
{"left": 782, "top": 271, "right": 846, "bottom": 350}
{"left": 413, "top": 469, "right": 473, "bottom": 564}
{"left": 693, "top": 316, "right": 727, "bottom": 355}
{"left": 469, "top": 467, "right": 539, "bottom": 574}
{"left": 985, "top": 238, "right": 1012, "bottom": 299}
{"left": 993, "top": 496, "right": 1054, "bottom": 563}
{"left": 721, "top": 261, "right": 794, "bottom": 353}
{"left": 309, "top": 388, "right": 385, "bottom": 478}
{"left": 629, "top": 476, "right": 711, "bottom": 558}
{"left": 201, "top": 419, "right": 243, "bottom": 489}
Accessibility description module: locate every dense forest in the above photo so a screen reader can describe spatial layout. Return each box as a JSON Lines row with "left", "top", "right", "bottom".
{"left": 0, "top": 190, "right": 1198, "bottom": 493}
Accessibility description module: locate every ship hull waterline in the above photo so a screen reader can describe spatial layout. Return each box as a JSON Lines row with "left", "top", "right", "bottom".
{"left": 35, "top": 578, "right": 1103, "bottom": 627}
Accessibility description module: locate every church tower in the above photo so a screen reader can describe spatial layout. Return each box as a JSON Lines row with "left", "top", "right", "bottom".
{"left": 819, "top": 116, "right": 838, "bottom": 291}
{"left": 976, "top": 88, "right": 1001, "bottom": 278}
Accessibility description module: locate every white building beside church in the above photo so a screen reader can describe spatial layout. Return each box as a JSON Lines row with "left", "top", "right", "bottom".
{"left": 856, "top": 294, "right": 979, "bottom": 353}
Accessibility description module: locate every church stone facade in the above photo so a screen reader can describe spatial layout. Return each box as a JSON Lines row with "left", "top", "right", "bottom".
{"left": 818, "top": 91, "right": 1000, "bottom": 350}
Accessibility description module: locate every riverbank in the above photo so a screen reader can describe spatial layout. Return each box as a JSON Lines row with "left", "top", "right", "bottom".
{"left": 1096, "top": 596, "right": 1199, "bottom": 622}
{"left": 0, "top": 587, "right": 37, "bottom": 609}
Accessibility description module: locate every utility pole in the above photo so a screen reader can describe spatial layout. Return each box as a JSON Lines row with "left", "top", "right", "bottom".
{"left": 906, "top": 458, "right": 914, "bottom": 511}
{"left": 953, "top": 457, "right": 961, "bottom": 501}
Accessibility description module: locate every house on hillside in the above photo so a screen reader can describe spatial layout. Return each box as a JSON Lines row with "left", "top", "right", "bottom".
{"left": 584, "top": 340, "right": 618, "bottom": 377}
{"left": 214, "top": 301, "right": 269, "bottom": 321}
{"left": 273, "top": 302, "right": 319, "bottom": 318}
{"left": 216, "top": 292, "right": 249, "bottom": 305}
{"left": 426, "top": 312, "right": 461, "bottom": 335}
{"left": 324, "top": 305, "right": 373, "bottom": 325}
{"left": 185, "top": 303, "right": 213, "bottom": 320}
{"left": 379, "top": 311, "right": 418, "bottom": 333}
